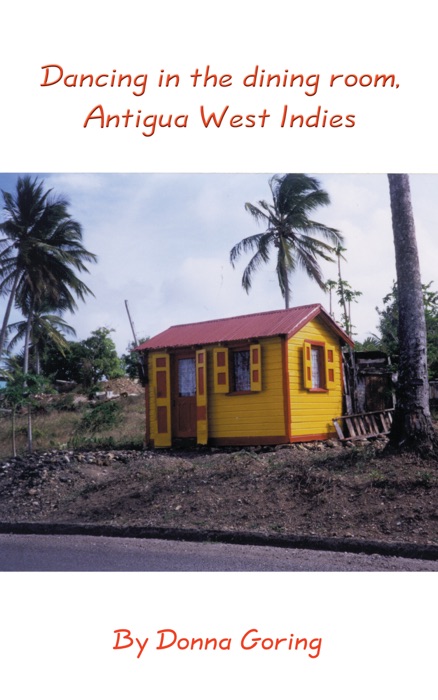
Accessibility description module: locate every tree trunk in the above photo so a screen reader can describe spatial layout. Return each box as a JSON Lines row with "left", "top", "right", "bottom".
{"left": 387, "top": 174, "right": 436, "bottom": 452}
{"left": 277, "top": 238, "right": 291, "bottom": 309}
{"left": 0, "top": 270, "right": 20, "bottom": 359}
{"left": 23, "top": 301, "right": 34, "bottom": 376}
{"left": 27, "top": 405, "right": 33, "bottom": 453}
{"left": 284, "top": 278, "right": 290, "bottom": 309}
{"left": 11, "top": 408, "right": 16, "bottom": 458}
{"left": 23, "top": 302, "right": 34, "bottom": 452}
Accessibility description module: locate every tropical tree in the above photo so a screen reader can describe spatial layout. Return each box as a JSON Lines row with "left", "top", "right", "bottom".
{"left": 0, "top": 371, "right": 51, "bottom": 455}
{"left": 74, "top": 327, "right": 124, "bottom": 387}
{"left": 0, "top": 176, "right": 97, "bottom": 366}
{"left": 360, "top": 281, "right": 438, "bottom": 378}
{"left": 41, "top": 327, "right": 124, "bottom": 387}
{"left": 6, "top": 304, "right": 76, "bottom": 375}
{"left": 230, "top": 174, "right": 343, "bottom": 308}
{"left": 325, "top": 246, "right": 362, "bottom": 337}
{"left": 122, "top": 337, "right": 149, "bottom": 382}
{"left": 387, "top": 174, "right": 436, "bottom": 453}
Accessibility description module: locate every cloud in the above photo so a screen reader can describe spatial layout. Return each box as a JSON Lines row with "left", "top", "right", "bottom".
{"left": 1, "top": 172, "right": 437, "bottom": 354}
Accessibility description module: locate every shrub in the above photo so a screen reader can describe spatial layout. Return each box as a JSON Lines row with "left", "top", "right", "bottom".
{"left": 75, "top": 401, "right": 123, "bottom": 435}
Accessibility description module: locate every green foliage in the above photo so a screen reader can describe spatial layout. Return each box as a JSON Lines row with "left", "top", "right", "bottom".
{"left": 370, "top": 281, "right": 438, "bottom": 378}
{"left": 0, "top": 371, "right": 53, "bottom": 455}
{"left": 230, "top": 174, "right": 343, "bottom": 308}
{"left": 7, "top": 307, "right": 76, "bottom": 375}
{"left": 324, "top": 246, "right": 362, "bottom": 337}
{"left": 53, "top": 393, "right": 79, "bottom": 411}
{"left": 0, "top": 175, "right": 97, "bottom": 365}
{"left": 354, "top": 336, "right": 381, "bottom": 352}
{"left": 42, "top": 327, "right": 125, "bottom": 387}
{"left": 121, "top": 337, "right": 148, "bottom": 381}
{"left": 0, "top": 371, "right": 52, "bottom": 411}
{"left": 69, "top": 434, "right": 117, "bottom": 450}
{"left": 75, "top": 400, "right": 123, "bottom": 435}
{"left": 78, "top": 327, "right": 125, "bottom": 386}
{"left": 326, "top": 277, "right": 362, "bottom": 335}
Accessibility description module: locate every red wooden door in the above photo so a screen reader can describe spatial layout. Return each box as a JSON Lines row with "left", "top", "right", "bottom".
{"left": 172, "top": 355, "right": 197, "bottom": 438}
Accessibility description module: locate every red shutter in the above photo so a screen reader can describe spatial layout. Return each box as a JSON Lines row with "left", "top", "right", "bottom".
{"left": 250, "top": 343, "right": 262, "bottom": 391}
{"left": 213, "top": 347, "right": 229, "bottom": 393}
{"left": 325, "top": 345, "right": 336, "bottom": 389}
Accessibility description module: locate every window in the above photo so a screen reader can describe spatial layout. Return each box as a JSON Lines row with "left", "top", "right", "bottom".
{"left": 213, "top": 344, "right": 262, "bottom": 393}
{"left": 232, "top": 349, "right": 251, "bottom": 392}
{"left": 311, "top": 346, "right": 324, "bottom": 388}
{"left": 178, "top": 357, "right": 196, "bottom": 396}
{"left": 303, "top": 341, "right": 336, "bottom": 391}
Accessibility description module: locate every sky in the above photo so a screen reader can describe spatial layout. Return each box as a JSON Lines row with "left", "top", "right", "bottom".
{"left": 0, "top": 172, "right": 436, "bottom": 355}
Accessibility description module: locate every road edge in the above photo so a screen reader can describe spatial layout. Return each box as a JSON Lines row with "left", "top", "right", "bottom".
{"left": 0, "top": 521, "right": 437, "bottom": 561}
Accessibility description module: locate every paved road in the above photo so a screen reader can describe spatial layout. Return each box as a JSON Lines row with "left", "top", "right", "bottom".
{"left": 0, "top": 533, "right": 437, "bottom": 571}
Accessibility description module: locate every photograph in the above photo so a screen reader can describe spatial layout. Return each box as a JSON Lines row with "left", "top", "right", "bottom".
{"left": 0, "top": 172, "right": 437, "bottom": 573}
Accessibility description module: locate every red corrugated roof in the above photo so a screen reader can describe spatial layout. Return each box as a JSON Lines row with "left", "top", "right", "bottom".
{"left": 136, "top": 304, "right": 353, "bottom": 351}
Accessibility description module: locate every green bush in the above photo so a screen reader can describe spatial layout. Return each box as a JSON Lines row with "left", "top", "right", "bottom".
{"left": 75, "top": 401, "right": 123, "bottom": 435}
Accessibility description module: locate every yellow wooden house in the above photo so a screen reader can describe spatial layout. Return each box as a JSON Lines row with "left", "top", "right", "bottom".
{"left": 135, "top": 304, "right": 353, "bottom": 448}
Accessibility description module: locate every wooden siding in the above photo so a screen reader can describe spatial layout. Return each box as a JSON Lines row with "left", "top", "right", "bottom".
{"left": 287, "top": 317, "right": 343, "bottom": 439}
{"left": 207, "top": 337, "right": 286, "bottom": 439}
{"left": 148, "top": 337, "right": 286, "bottom": 444}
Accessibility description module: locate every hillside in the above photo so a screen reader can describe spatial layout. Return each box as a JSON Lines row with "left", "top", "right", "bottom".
{"left": 0, "top": 425, "right": 437, "bottom": 550}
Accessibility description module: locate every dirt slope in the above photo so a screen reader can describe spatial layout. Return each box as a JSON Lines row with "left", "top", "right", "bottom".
{"left": 0, "top": 440, "right": 437, "bottom": 547}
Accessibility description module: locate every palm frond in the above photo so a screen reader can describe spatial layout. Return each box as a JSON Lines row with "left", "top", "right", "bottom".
{"left": 0, "top": 176, "right": 97, "bottom": 359}
{"left": 244, "top": 202, "right": 271, "bottom": 227}
{"left": 230, "top": 173, "right": 343, "bottom": 307}
{"left": 230, "top": 233, "right": 265, "bottom": 266}
{"left": 241, "top": 246, "right": 273, "bottom": 292}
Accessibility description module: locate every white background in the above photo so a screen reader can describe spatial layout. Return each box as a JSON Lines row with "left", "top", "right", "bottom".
{"left": 1, "top": 1, "right": 436, "bottom": 172}
{"left": 1, "top": 573, "right": 437, "bottom": 699}
{"left": 1, "top": 1, "right": 437, "bottom": 698}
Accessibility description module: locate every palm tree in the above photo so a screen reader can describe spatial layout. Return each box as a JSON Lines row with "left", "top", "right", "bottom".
{"left": 7, "top": 304, "right": 76, "bottom": 375}
{"left": 230, "top": 174, "right": 343, "bottom": 308}
{"left": 387, "top": 174, "right": 436, "bottom": 453}
{"left": 0, "top": 176, "right": 97, "bottom": 366}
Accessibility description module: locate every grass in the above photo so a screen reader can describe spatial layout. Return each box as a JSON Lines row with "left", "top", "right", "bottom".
{"left": 0, "top": 394, "right": 146, "bottom": 459}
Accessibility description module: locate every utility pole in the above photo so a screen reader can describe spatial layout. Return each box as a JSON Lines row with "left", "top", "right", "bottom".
{"left": 124, "top": 300, "right": 145, "bottom": 384}
{"left": 125, "top": 300, "right": 139, "bottom": 346}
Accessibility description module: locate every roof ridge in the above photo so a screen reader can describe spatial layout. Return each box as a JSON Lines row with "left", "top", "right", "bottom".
{"left": 135, "top": 302, "right": 354, "bottom": 352}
